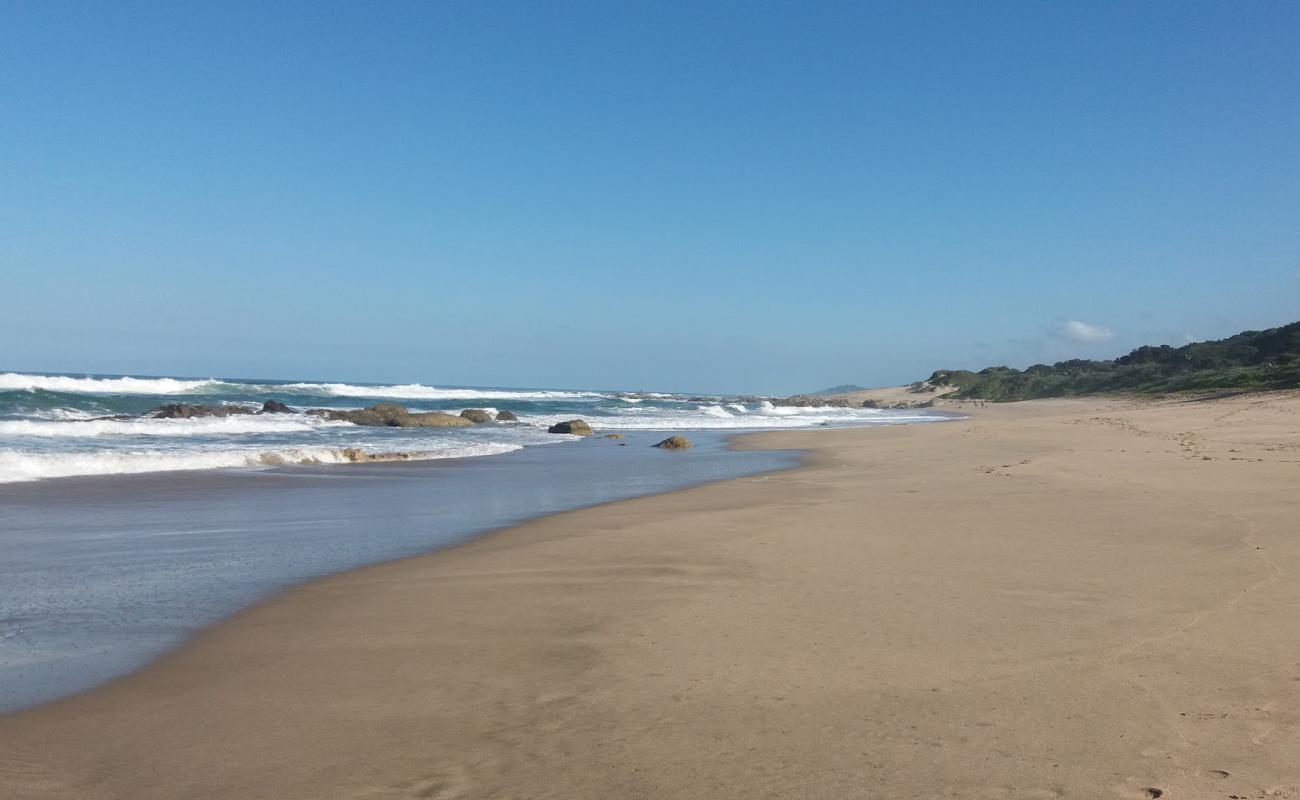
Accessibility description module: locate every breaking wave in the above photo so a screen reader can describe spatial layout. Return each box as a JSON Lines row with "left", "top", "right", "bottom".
{"left": 0, "top": 415, "right": 347, "bottom": 438}
{"left": 0, "top": 373, "right": 604, "bottom": 402}
{"left": 275, "top": 382, "right": 606, "bottom": 401}
{"left": 0, "top": 371, "right": 953, "bottom": 483}
{"left": 527, "top": 403, "right": 946, "bottom": 431}
{"left": 0, "top": 442, "right": 524, "bottom": 483}
{"left": 0, "top": 373, "right": 220, "bottom": 395}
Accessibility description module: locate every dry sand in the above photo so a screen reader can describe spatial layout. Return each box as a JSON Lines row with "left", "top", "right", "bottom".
{"left": 820, "top": 382, "right": 957, "bottom": 408}
{"left": 2, "top": 394, "right": 1299, "bottom": 799}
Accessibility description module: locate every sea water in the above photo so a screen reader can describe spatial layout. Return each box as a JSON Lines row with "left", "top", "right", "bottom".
{"left": 0, "top": 372, "right": 941, "bottom": 483}
{"left": 0, "top": 372, "right": 950, "bottom": 713}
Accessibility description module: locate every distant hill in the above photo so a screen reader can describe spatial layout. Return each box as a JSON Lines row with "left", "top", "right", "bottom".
{"left": 812, "top": 384, "right": 869, "bottom": 396}
{"left": 928, "top": 321, "right": 1300, "bottom": 401}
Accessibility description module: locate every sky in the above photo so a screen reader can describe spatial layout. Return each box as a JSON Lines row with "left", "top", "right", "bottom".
{"left": 2, "top": 1, "right": 1297, "bottom": 395}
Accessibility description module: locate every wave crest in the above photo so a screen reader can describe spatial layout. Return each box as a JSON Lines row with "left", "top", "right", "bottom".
{"left": 0, "top": 373, "right": 220, "bottom": 395}
{"left": 0, "top": 442, "right": 524, "bottom": 482}
{"left": 0, "top": 415, "right": 347, "bottom": 439}
{"left": 277, "top": 382, "right": 605, "bottom": 401}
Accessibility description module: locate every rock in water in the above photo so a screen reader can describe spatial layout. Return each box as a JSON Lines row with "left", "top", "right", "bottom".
{"left": 150, "top": 403, "right": 254, "bottom": 419}
{"left": 547, "top": 419, "right": 594, "bottom": 436}
{"left": 338, "top": 448, "right": 414, "bottom": 463}
{"left": 261, "top": 400, "right": 292, "bottom": 414}
{"left": 770, "top": 394, "right": 854, "bottom": 408}
{"left": 653, "top": 435, "right": 694, "bottom": 449}
{"left": 401, "top": 412, "right": 474, "bottom": 428}
{"left": 459, "top": 409, "right": 493, "bottom": 424}
{"left": 603, "top": 433, "right": 624, "bottom": 439}
{"left": 312, "top": 403, "right": 472, "bottom": 428}
{"left": 495, "top": 410, "right": 519, "bottom": 422}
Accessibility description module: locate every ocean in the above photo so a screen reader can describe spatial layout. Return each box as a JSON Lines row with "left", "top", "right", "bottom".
{"left": 0, "top": 372, "right": 941, "bottom": 483}
{"left": 0, "top": 371, "right": 951, "bottom": 713}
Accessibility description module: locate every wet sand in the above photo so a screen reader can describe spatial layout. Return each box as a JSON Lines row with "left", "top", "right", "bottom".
{"left": 2, "top": 394, "right": 1298, "bottom": 799}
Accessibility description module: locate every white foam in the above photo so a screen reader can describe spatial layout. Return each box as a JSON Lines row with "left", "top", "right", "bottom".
{"left": 697, "top": 404, "right": 736, "bottom": 418}
{"left": 0, "top": 372, "right": 606, "bottom": 402}
{"left": 0, "top": 442, "right": 524, "bottom": 483}
{"left": 0, "top": 415, "right": 347, "bottom": 438}
{"left": 278, "top": 382, "right": 606, "bottom": 401}
{"left": 33, "top": 408, "right": 101, "bottom": 421}
{"left": 0, "top": 373, "right": 220, "bottom": 395}
{"left": 529, "top": 404, "right": 944, "bottom": 431}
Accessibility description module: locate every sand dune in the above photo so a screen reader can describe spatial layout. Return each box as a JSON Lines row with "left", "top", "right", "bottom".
{"left": 2, "top": 393, "right": 1298, "bottom": 799}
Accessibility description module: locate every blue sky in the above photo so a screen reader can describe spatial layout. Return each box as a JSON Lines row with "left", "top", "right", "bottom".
{"left": 2, "top": 1, "right": 1297, "bottom": 394}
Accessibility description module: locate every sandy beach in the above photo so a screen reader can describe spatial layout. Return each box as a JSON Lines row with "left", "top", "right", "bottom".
{"left": 2, "top": 393, "right": 1298, "bottom": 799}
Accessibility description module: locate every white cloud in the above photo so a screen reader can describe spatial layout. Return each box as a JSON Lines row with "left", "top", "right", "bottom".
{"left": 1054, "top": 320, "right": 1115, "bottom": 344}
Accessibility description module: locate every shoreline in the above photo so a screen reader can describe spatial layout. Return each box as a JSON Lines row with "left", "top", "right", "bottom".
{"left": 0, "top": 426, "right": 820, "bottom": 715}
{"left": 0, "top": 428, "right": 817, "bottom": 717}
{"left": 2, "top": 394, "right": 1298, "bottom": 798}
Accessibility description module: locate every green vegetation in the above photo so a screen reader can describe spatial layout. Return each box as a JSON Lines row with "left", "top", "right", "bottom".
{"left": 928, "top": 321, "right": 1300, "bottom": 401}
{"left": 814, "top": 384, "right": 868, "bottom": 396}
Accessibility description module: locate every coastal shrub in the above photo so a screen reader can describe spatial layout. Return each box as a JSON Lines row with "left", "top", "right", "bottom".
{"left": 930, "top": 321, "right": 1300, "bottom": 401}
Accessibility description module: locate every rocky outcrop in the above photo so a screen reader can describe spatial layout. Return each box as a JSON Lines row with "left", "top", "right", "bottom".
{"left": 401, "top": 411, "right": 475, "bottom": 427}
{"left": 261, "top": 400, "right": 292, "bottom": 414}
{"left": 547, "top": 419, "right": 593, "bottom": 436}
{"left": 653, "top": 435, "right": 694, "bottom": 449}
{"left": 151, "top": 403, "right": 254, "bottom": 419}
{"left": 495, "top": 410, "right": 518, "bottom": 422}
{"left": 770, "top": 395, "right": 855, "bottom": 408}
{"left": 862, "top": 398, "right": 936, "bottom": 410}
{"left": 459, "top": 409, "right": 493, "bottom": 424}
{"left": 310, "top": 403, "right": 473, "bottom": 428}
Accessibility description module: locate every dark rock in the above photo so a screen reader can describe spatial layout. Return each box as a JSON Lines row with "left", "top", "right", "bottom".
{"left": 548, "top": 419, "right": 594, "bottom": 436}
{"left": 495, "top": 410, "right": 519, "bottom": 422}
{"left": 653, "top": 435, "right": 694, "bottom": 449}
{"left": 771, "top": 394, "right": 854, "bottom": 408}
{"left": 603, "top": 433, "right": 624, "bottom": 439}
{"left": 317, "top": 407, "right": 390, "bottom": 426}
{"left": 402, "top": 411, "right": 474, "bottom": 428}
{"left": 459, "top": 409, "right": 493, "bottom": 424}
{"left": 261, "top": 400, "right": 292, "bottom": 414}
{"left": 313, "top": 403, "right": 472, "bottom": 428}
{"left": 151, "top": 403, "right": 254, "bottom": 419}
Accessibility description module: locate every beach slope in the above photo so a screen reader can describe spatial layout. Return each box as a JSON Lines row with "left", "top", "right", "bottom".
{"left": 2, "top": 394, "right": 1298, "bottom": 799}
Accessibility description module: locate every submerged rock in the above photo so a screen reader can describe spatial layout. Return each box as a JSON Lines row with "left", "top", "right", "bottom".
{"left": 548, "top": 419, "right": 593, "bottom": 436}
{"left": 495, "top": 410, "right": 519, "bottom": 422}
{"left": 653, "top": 435, "right": 694, "bottom": 449}
{"left": 459, "top": 409, "right": 493, "bottom": 424}
{"left": 603, "top": 433, "right": 624, "bottom": 439}
{"left": 338, "top": 447, "right": 414, "bottom": 463}
{"left": 151, "top": 403, "right": 254, "bottom": 419}
{"left": 312, "top": 403, "right": 472, "bottom": 428}
{"left": 261, "top": 400, "right": 292, "bottom": 414}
